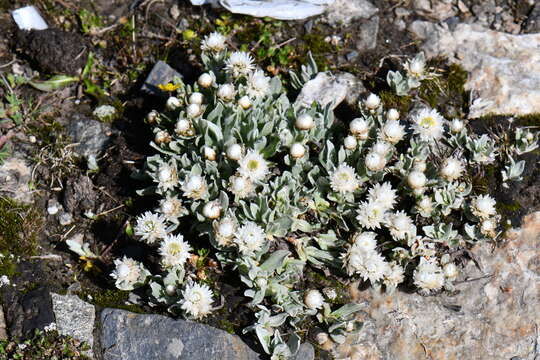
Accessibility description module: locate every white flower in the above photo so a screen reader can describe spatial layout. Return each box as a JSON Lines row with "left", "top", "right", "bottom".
{"left": 247, "top": 69, "right": 271, "bottom": 98}
{"left": 238, "top": 95, "right": 251, "bottom": 109}
{"left": 201, "top": 31, "right": 227, "bottom": 52}
{"left": 166, "top": 97, "right": 181, "bottom": 110}
{"left": 290, "top": 143, "right": 306, "bottom": 159}
{"left": 202, "top": 201, "right": 222, "bottom": 219}
{"left": 386, "top": 211, "right": 416, "bottom": 241}
{"left": 186, "top": 103, "right": 202, "bottom": 118}
{"left": 356, "top": 201, "right": 386, "bottom": 229}
{"left": 189, "top": 92, "right": 204, "bottom": 105}
{"left": 226, "top": 143, "right": 243, "bottom": 161}
{"left": 412, "top": 108, "right": 445, "bottom": 141}
{"left": 365, "top": 151, "right": 386, "bottom": 172}
{"left": 229, "top": 175, "right": 254, "bottom": 199}
{"left": 407, "top": 170, "right": 427, "bottom": 189}
{"left": 203, "top": 146, "right": 217, "bottom": 161}
{"left": 93, "top": 105, "right": 116, "bottom": 121}
{"left": 387, "top": 108, "right": 400, "bottom": 121}
{"left": 134, "top": 212, "right": 167, "bottom": 244}
{"left": 165, "top": 284, "right": 176, "bottom": 296}
{"left": 440, "top": 158, "right": 464, "bottom": 181}
{"left": 296, "top": 113, "right": 315, "bottom": 130}
{"left": 225, "top": 51, "right": 255, "bottom": 77}
{"left": 180, "top": 282, "right": 214, "bottom": 319}
{"left": 406, "top": 56, "right": 425, "bottom": 77}
{"left": 330, "top": 163, "right": 360, "bottom": 193}
{"left": 198, "top": 73, "right": 214, "bottom": 88}
{"left": 159, "top": 234, "right": 192, "bottom": 269}
{"left": 364, "top": 93, "right": 381, "bottom": 110}
{"left": 414, "top": 257, "right": 445, "bottom": 292}
{"left": 147, "top": 110, "right": 159, "bottom": 123}
{"left": 217, "top": 84, "right": 236, "bottom": 102}
{"left": 413, "top": 159, "right": 427, "bottom": 172}
{"left": 351, "top": 231, "right": 378, "bottom": 252}
{"left": 443, "top": 262, "right": 458, "bottom": 280}
{"left": 383, "top": 261, "right": 405, "bottom": 290}
{"left": 344, "top": 135, "right": 358, "bottom": 150}
{"left": 238, "top": 150, "right": 269, "bottom": 182}
{"left": 181, "top": 174, "right": 208, "bottom": 200}
{"left": 304, "top": 290, "right": 325, "bottom": 309}
{"left": 213, "top": 217, "right": 237, "bottom": 246}
{"left": 372, "top": 141, "right": 392, "bottom": 156}
{"left": 111, "top": 256, "right": 149, "bottom": 291}
{"left": 416, "top": 197, "right": 433, "bottom": 217}
{"left": 368, "top": 182, "right": 397, "bottom": 210}
{"left": 157, "top": 163, "right": 178, "bottom": 191}
{"left": 349, "top": 118, "right": 369, "bottom": 137}
{"left": 471, "top": 194, "right": 497, "bottom": 219}
{"left": 159, "top": 196, "right": 186, "bottom": 223}
{"left": 234, "top": 222, "right": 266, "bottom": 255}
{"left": 382, "top": 120, "right": 405, "bottom": 144}
{"left": 450, "top": 118, "right": 464, "bottom": 133}
{"left": 343, "top": 246, "right": 389, "bottom": 283}
{"left": 480, "top": 218, "right": 497, "bottom": 238}
{"left": 0, "top": 275, "right": 10, "bottom": 287}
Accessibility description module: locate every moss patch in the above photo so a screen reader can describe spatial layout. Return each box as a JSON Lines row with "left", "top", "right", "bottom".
{"left": 77, "top": 288, "right": 145, "bottom": 313}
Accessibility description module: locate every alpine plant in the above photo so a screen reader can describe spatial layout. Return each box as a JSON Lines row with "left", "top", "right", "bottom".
{"left": 104, "top": 32, "right": 539, "bottom": 358}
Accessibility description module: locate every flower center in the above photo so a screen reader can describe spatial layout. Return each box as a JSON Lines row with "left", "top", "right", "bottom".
{"left": 248, "top": 160, "right": 259, "bottom": 171}
{"left": 420, "top": 116, "right": 436, "bottom": 128}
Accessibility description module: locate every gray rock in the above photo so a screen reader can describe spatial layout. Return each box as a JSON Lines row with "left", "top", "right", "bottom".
{"left": 295, "top": 72, "right": 365, "bottom": 110}
{"left": 413, "top": 0, "right": 456, "bottom": 21}
{"left": 68, "top": 115, "right": 112, "bottom": 159}
{"left": 141, "top": 61, "right": 183, "bottom": 96}
{"left": 355, "top": 15, "right": 379, "bottom": 51}
{"left": 409, "top": 21, "right": 540, "bottom": 118}
{"left": 324, "top": 0, "right": 378, "bottom": 26}
{"left": 214, "top": 0, "right": 335, "bottom": 21}
{"left": 294, "top": 342, "right": 315, "bottom": 360}
{"left": 98, "top": 308, "right": 261, "bottom": 360}
{"left": 524, "top": 3, "right": 540, "bottom": 33}
{"left": 335, "top": 212, "right": 540, "bottom": 360}
{"left": 51, "top": 293, "right": 95, "bottom": 358}
{"left": 0, "top": 155, "right": 34, "bottom": 203}
{"left": 63, "top": 175, "right": 97, "bottom": 214}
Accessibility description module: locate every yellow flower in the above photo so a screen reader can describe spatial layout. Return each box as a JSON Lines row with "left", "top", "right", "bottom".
{"left": 158, "top": 83, "right": 181, "bottom": 92}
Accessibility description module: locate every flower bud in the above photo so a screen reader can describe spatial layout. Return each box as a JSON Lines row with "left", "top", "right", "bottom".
{"left": 372, "top": 141, "right": 392, "bottom": 156}
{"left": 344, "top": 135, "right": 358, "bottom": 150}
{"left": 315, "top": 332, "right": 329, "bottom": 345}
{"left": 203, "top": 146, "right": 217, "bottom": 161}
{"left": 365, "top": 151, "right": 385, "bottom": 171}
{"left": 166, "top": 97, "right": 181, "bottom": 110}
{"left": 158, "top": 167, "right": 174, "bottom": 183}
{"left": 217, "top": 84, "right": 235, "bottom": 102}
{"left": 387, "top": 108, "right": 400, "bottom": 121}
{"left": 304, "top": 289, "right": 324, "bottom": 309}
{"left": 217, "top": 220, "right": 235, "bottom": 238}
{"left": 238, "top": 95, "right": 251, "bottom": 109}
{"left": 443, "top": 263, "right": 458, "bottom": 280}
{"left": 186, "top": 103, "right": 202, "bottom": 118}
{"left": 230, "top": 176, "right": 248, "bottom": 194}
{"left": 255, "top": 277, "right": 267, "bottom": 288}
{"left": 364, "top": 93, "right": 381, "bottom": 110}
{"left": 449, "top": 119, "right": 464, "bottom": 134}
{"left": 295, "top": 114, "right": 315, "bottom": 130}
{"left": 226, "top": 144, "right": 243, "bottom": 161}
{"left": 407, "top": 170, "right": 427, "bottom": 189}
{"left": 290, "top": 143, "right": 306, "bottom": 159}
{"left": 189, "top": 92, "right": 204, "bottom": 105}
{"left": 349, "top": 118, "right": 369, "bottom": 136}
{"left": 202, "top": 201, "right": 221, "bottom": 219}
{"left": 413, "top": 159, "right": 427, "bottom": 172}
{"left": 175, "top": 119, "right": 191, "bottom": 135}
{"left": 526, "top": 131, "right": 534, "bottom": 142}
{"left": 155, "top": 130, "right": 171, "bottom": 144}
{"left": 147, "top": 110, "right": 159, "bottom": 123}
{"left": 198, "top": 73, "right": 213, "bottom": 88}
{"left": 382, "top": 120, "right": 405, "bottom": 144}
{"left": 440, "top": 158, "right": 463, "bottom": 181}
{"left": 165, "top": 284, "right": 176, "bottom": 296}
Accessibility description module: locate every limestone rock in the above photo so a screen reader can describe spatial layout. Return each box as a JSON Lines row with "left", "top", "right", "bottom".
{"left": 51, "top": 293, "right": 95, "bottom": 357}
{"left": 324, "top": 0, "right": 378, "bottom": 26}
{"left": 412, "top": 0, "right": 455, "bottom": 21}
{"left": 295, "top": 72, "right": 365, "bottom": 110}
{"left": 0, "top": 156, "right": 33, "bottom": 203}
{"left": 217, "top": 0, "right": 335, "bottom": 20}
{"left": 355, "top": 15, "right": 379, "bottom": 51}
{"left": 98, "top": 308, "right": 260, "bottom": 360}
{"left": 409, "top": 21, "right": 540, "bottom": 118}
{"left": 336, "top": 212, "right": 540, "bottom": 360}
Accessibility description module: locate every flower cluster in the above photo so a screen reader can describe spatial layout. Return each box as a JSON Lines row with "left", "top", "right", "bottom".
{"left": 105, "top": 32, "right": 539, "bottom": 358}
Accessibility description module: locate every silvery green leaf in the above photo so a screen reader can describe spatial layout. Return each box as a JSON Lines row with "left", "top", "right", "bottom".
{"left": 29, "top": 75, "right": 79, "bottom": 92}
{"left": 260, "top": 250, "right": 291, "bottom": 273}
{"left": 330, "top": 303, "right": 364, "bottom": 319}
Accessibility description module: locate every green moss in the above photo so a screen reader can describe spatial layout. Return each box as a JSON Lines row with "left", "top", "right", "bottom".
{"left": 78, "top": 289, "right": 145, "bottom": 313}
{"left": 305, "top": 269, "right": 348, "bottom": 305}
{"left": 300, "top": 33, "right": 333, "bottom": 71}
{"left": 218, "top": 319, "right": 237, "bottom": 335}
{"left": 379, "top": 91, "right": 412, "bottom": 115}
